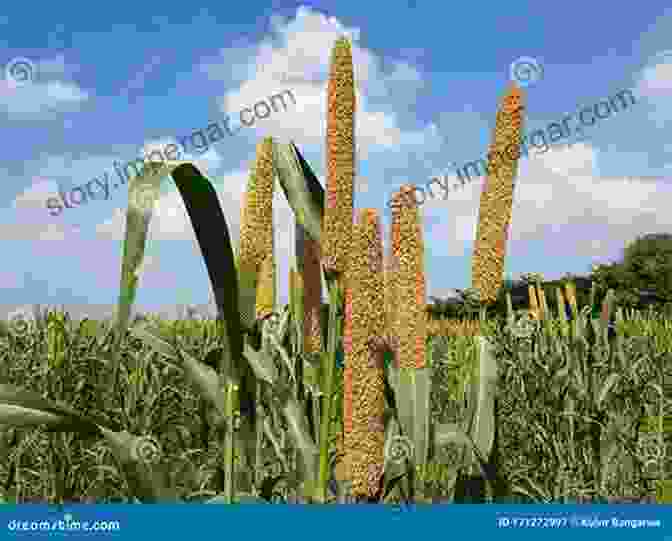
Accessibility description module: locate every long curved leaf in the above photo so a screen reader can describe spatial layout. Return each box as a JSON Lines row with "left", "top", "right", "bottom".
{"left": 273, "top": 384, "right": 318, "bottom": 484}
{"left": 169, "top": 164, "right": 255, "bottom": 426}
{"left": 116, "top": 162, "right": 167, "bottom": 337}
{"left": 169, "top": 164, "right": 241, "bottom": 357}
{"left": 273, "top": 141, "right": 324, "bottom": 243}
{"left": 0, "top": 384, "right": 116, "bottom": 434}
{"left": 467, "top": 336, "right": 498, "bottom": 475}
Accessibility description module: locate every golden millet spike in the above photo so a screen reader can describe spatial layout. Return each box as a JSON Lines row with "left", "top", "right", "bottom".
{"left": 346, "top": 209, "right": 386, "bottom": 499}
{"left": 323, "top": 36, "right": 355, "bottom": 279}
{"left": 255, "top": 253, "right": 275, "bottom": 320}
{"left": 471, "top": 83, "right": 525, "bottom": 304}
{"left": 239, "top": 137, "right": 275, "bottom": 270}
{"left": 528, "top": 284, "right": 539, "bottom": 320}
{"left": 390, "top": 186, "right": 426, "bottom": 369}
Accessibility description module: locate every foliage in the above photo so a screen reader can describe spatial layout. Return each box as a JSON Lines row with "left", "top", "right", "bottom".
{"left": 591, "top": 233, "right": 672, "bottom": 309}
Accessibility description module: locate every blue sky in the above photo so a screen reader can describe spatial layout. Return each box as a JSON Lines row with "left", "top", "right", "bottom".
{"left": 1, "top": 2, "right": 671, "bottom": 318}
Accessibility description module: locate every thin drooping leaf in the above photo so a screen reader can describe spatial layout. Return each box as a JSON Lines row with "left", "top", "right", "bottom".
{"left": 242, "top": 343, "right": 278, "bottom": 385}
{"left": 0, "top": 384, "right": 115, "bottom": 434}
{"left": 386, "top": 365, "right": 432, "bottom": 471}
{"left": 273, "top": 385, "right": 319, "bottom": 485}
{"left": 412, "top": 368, "right": 432, "bottom": 466}
{"left": 99, "top": 428, "right": 175, "bottom": 502}
{"left": 131, "top": 324, "right": 225, "bottom": 416}
{"left": 262, "top": 416, "right": 290, "bottom": 472}
{"left": 273, "top": 141, "right": 324, "bottom": 243}
{"left": 116, "top": 162, "right": 168, "bottom": 338}
{"left": 433, "top": 423, "right": 470, "bottom": 462}
{"left": 596, "top": 373, "right": 621, "bottom": 409}
{"left": 466, "top": 336, "right": 498, "bottom": 475}
{"left": 130, "top": 323, "right": 180, "bottom": 362}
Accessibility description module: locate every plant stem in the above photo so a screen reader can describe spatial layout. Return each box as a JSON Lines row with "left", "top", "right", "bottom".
{"left": 317, "top": 282, "right": 341, "bottom": 502}
{"left": 222, "top": 382, "right": 236, "bottom": 504}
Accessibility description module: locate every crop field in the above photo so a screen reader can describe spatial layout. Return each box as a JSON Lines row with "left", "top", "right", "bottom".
{"left": 0, "top": 304, "right": 669, "bottom": 504}
{"left": 0, "top": 36, "right": 669, "bottom": 506}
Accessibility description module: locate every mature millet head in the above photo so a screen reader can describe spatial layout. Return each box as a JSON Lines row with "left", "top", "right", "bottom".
{"left": 427, "top": 317, "right": 482, "bottom": 338}
{"left": 565, "top": 281, "right": 578, "bottom": 318}
{"left": 384, "top": 245, "right": 399, "bottom": 348}
{"left": 346, "top": 208, "right": 386, "bottom": 499}
{"left": 238, "top": 137, "right": 275, "bottom": 270}
{"left": 323, "top": 36, "right": 355, "bottom": 278}
{"left": 471, "top": 84, "right": 525, "bottom": 304}
{"left": 537, "top": 284, "right": 548, "bottom": 320}
{"left": 556, "top": 286, "right": 567, "bottom": 320}
{"left": 528, "top": 284, "right": 539, "bottom": 320}
{"left": 255, "top": 253, "right": 275, "bottom": 320}
{"left": 390, "top": 186, "right": 427, "bottom": 370}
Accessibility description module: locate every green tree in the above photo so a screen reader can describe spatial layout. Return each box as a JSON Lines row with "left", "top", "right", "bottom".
{"left": 592, "top": 233, "right": 672, "bottom": 307}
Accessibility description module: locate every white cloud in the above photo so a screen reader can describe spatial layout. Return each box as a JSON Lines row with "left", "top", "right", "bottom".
{"left": 140, "top": 137, "right": 224, "bottom": 174}
{"left": 422, "top": 142, "right": 672, "bottom": 262}
{"left": 12, "top": 178, "right": 60, "bottom": 211}
{"left": 201, "top": 6, "right": 442, "bottom": 154}
{"left": 636, "top": 50, "right": 672, "bottom": 97}
{"left": 0, "top": 54, "right": 89, "bottom": 118}
{"left": 95, "top": 165, "right": 297, "bottom": 304}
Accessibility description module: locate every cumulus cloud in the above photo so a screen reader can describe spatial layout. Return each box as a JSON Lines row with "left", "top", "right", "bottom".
{"left": 95, "top": 165, "right": 297, "bottom": 303}
{"left": 4, "top": 9, "right": 672, "bottom": 313}
{"left": 636, "top": 50, "right": 672, "bottom": 97}
{"left": 0, "top": 55, "right": 88, "bottom": 117}
{"left": 422, "top": 142, "right": 672, "bottom": 271}
{"left": 200, "top": 6, "right": 442, "bottom": 156}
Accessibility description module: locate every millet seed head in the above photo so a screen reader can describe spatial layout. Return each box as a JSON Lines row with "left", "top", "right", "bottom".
{"left": 528, "top": 284, "right": 539, "bottom": 320}
{"left": 389, "top": 186, "right": 426, "bottom": 369}
{"left": 537, "top": 284, "right": 548, "bottom": 320}
{"left": 255, "top": 253, "right": 275, "bottom": 320}
{"left": 323, "top": 36, "right": 355, "bottom": 276}
{"left": 565, "top": 281, "right": 578, "bottom": 317}
{"left": 471, "top": 84, "right": 525, "bottom": 304}
{"left": 239, "top": 137, "right": 275, "bottom": 270}
{"left": 346, "top": 209, "right": 386, "bottom": 499}
{"left": 556, "top": 286, "right": 567, "bottom": 320}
